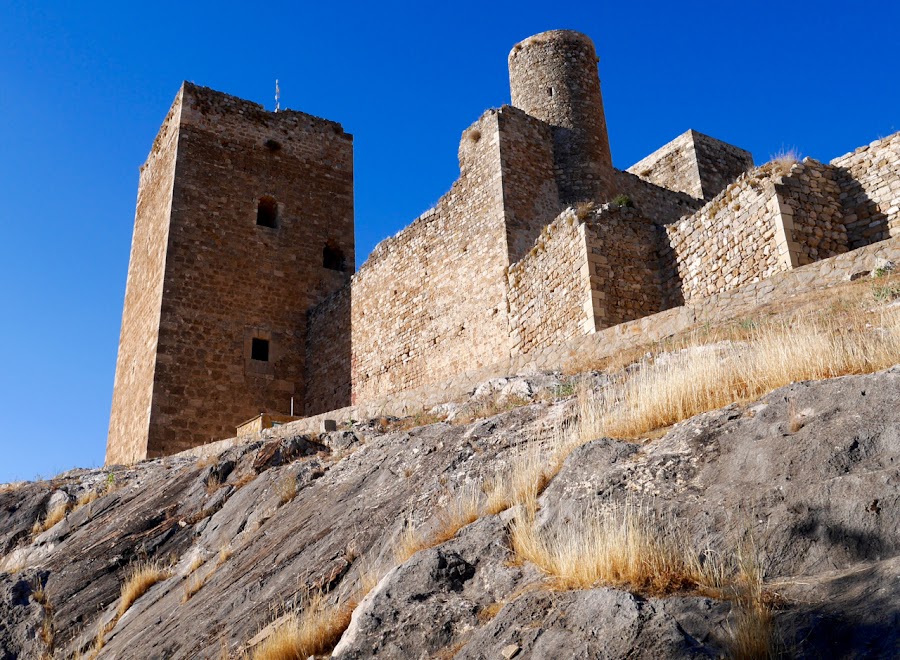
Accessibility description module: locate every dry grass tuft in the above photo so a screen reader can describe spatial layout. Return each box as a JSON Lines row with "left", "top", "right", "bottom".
{"left": 118, "top": 559, "right": 171, "bottom": 618}
{"left": 217, "top": 544, "right": 233, "bottom": 567}
{"left": 483, "top": 443, "right": 555, "bottom": 517}
{"left": 477, "top": 600, "right": 505, "bottom": 623}
{"left": 452, "top": 394, "right": 531, "bottom": 426}
{"left": 183, "top": 573, "right": 205, "bottom": 603}
{"left": 250, "top": 592, "right": 353, "bottom": 660}
{"left": 767, "top": 148, "right": 801, "bottom": 175}
{"left": 727, "top": 537, "right": 778, "bottom": 659}
{"left": 394, "top": 484, "right": 483, "bottom": 563}
{"left": 76, "top": 489, "right": 99, "bottom": 508}
{"left": 276, "top": 474, "right": 298, "bottom": 505}
{"left": 509, "top": 501, "right": 715, "bottom": 595}
{"left": 393, "top": 522, "right": 425, "bottom": 564}
{"left": 585, "top": 311, "right": 900, "bottom": 440}
{"left": 32, "top": 500, "right": 70, "bottom": 536}
{"left": 187, "top": 553, "right": 205, "bottom": 574}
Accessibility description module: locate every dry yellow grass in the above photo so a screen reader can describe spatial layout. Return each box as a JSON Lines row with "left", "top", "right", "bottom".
{"left": 509, "top": 501, "right": 715, "bottom": 595}
{"left": 32, "top": 500, "right": 70, "bottom": 536}
{"left": 250, "top": 592, "right": 353, "bottom": 660}
{"left": 276, "top": 474, "right": 298, "bottom": 505}
{"left": 183, "top": 573, "right": 205, "bottom": 602}
{"left": 394, "top": 484, "right": 483, "bottom": 563}
{"left": 76, "top": 489, "right": 99, "bottom": 508}
{"left": 726, "top": 537, "right": 778, "bottom": 660}
{"left": 766, "top": 147, "right": 801, "bottom": 175}
{"left": 217, "top": 544, "right": 233, "bottom": 567}
{"left": 452, "top": 394, "right": 530, "bottom": 426}
{"left": 582, "top": 310, "right": 900, "bottom": 440}
{"left": 483, "top": 443, "right": 552, "bottom": 516}
{"left": 117, "top": 560, "right": 172, "bottom": 617}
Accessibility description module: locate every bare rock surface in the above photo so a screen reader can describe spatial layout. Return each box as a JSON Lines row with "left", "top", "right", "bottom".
{"left": 0, "top": 368, "right": 898, "bottom": 658}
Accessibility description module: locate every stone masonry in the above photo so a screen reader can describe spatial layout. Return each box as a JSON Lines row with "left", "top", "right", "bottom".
{"left": 108, "top": 30, "right": 900, "bottom": 462}
{"left": 108, "top": 83, "right": 353, "bottom": 463}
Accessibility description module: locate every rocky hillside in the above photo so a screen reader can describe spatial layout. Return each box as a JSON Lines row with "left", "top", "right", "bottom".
{"left": 2, "top": 365, "right": 899, "bottom": 659}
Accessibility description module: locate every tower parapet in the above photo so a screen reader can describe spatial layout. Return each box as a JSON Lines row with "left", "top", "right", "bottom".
{"left": 508, "top": 30, "right": 615, "bottom": 204}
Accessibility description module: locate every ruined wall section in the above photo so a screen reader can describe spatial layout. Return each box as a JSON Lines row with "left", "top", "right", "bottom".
{"left": 666, "top": 170, "right": 787, "bottom": 303}
{"left": 336, "top": 111, "right": 511, "bottom": 405}
{"left": 146, "top": 83, "right": 353, "bottom": 456}
{"left": 832, "top": 132, "right": 900, "bottom": 249}
{"left": 691, "top": 131, "right": 755, "bottom": 199}
{"left": 494, "top": 106, "right": 561, "bottom": 263}
{"left": 614, "top": 170, "right": 701, "bottom": 226}
{"left": 626, "top": 130, "right": 752, "bottom": 202}
{"left": 584, "top": 205, "right": 669, "bottom": 329}
{"left": 627, "top": 131, "right": 701, "bottom": 199}
{"left": 507, "top": 211, "right": 591, "bottom": 353}
{"left": 775, "top": 159, "right": 848, "bottom": 265}
{"left": 106, "top": 91, "right": 183, "bottom": 465}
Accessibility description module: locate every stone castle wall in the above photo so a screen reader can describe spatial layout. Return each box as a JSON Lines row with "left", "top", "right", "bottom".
{"left": 106, "top": 90, "right": 183, "bottom": 465}
{"left": 494, "top": 107, "right": 561, "bottom": 263}
{"left": 108, "top": 25, "right": 900, "bottom": 463}
{"left": 831, "top": 134, "right": 900, "bottom": 249}
{"left": 775, "top": 159, "right": 848, "bottom": 266}
{"left": 666, "top": 168, "right": 786, "bottom": 303}
{"left": 186, "top": 231, "right": 900, "bottom": 461}
{"left": 108, "top": 83, "right": 354, "bottom": 463}
{"left": 584, "top": 205, "right": 669, "bottom": 329}
{"left": 304, "top": 284, "right": 352, "bottom": 415}
{"left": 304, "top": 105, "right": 576, "bottom": 414}
{"left": 614, "top": 170, "right": 702, "bottom": 226}
{"left": 508, "top": 30, "right": 615, "bottom": 204}
{"left": 507, "top": 211, "right": 591, "bottom": 354}
{"left": 626, "top": 130, "right": 753, "bottom": 202}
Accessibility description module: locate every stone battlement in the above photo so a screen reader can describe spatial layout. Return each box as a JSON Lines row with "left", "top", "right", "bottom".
{"left": 107, "top": 30, "right": 900, "bottom": 463}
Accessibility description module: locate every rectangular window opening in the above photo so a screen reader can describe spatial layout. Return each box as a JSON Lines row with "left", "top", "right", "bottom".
{"left": 251, "top": 338, "right": 270, "bottom": 362}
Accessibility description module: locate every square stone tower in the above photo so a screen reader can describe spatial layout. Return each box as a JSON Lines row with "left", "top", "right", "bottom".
{"left": 107, "top": 82, "right": 354, "bottom": 464}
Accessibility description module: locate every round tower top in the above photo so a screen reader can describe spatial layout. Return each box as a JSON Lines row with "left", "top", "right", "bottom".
{"left": 508, "top": 29, "right": 597, "bottom": 64}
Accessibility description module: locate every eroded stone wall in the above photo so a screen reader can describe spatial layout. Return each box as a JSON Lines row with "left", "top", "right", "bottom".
{"left": 304, "top": 284, "right": 352, "bottom": 415}
{"left": 666, "top": 169, "right": 786, "bottom": 303}
{"left": 327, "top": 111, "right": 511, "bottom": 406}
{"left": 775, "top": 159, "right": 848, "bottom": 265}
{"left": 106, "top": 90, "right": 183, "bottom": 465}
{"left": 507, "top": 211, "right": 591, "bottom": 353}
{"left": 626, "top": 130, "right": 753, "bottom": 202}
{"left": 832, "top": 133, "right": 900, "bottom": 249}
{"left": 508, "top": 30, "right": 615, "bottom": 204}
{"left": 584, "top": 205, "right": 669, "bottom": 328}
{"left": 614, "top": 170, "right": 701, "bottom": 226}
{"left": 495, "top": 107, "right": 561, "bottom": 263}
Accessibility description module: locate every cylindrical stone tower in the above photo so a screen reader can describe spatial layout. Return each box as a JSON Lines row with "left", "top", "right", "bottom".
{"left": 508, "top": 30, "right": 615, "bottom": 205}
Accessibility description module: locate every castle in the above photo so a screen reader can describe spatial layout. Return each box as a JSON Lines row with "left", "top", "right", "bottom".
{"left": 106, "top": 30, "right": 900, "bottom": 464}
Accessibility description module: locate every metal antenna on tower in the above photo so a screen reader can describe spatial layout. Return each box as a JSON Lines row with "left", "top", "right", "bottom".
{"left": 275, "top": 79, "right": 280, "bottom": 113}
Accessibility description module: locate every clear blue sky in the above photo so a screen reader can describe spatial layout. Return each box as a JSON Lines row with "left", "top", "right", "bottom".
{"left": 0, "top": 0, "right": 897, "bottom": 483}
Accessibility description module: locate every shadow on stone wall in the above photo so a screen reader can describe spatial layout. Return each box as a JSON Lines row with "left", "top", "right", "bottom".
{"left": 832, "top": 165, "right": 889, "bottom": 250}
{"left": 303, "top": 286, "right": 353, "bottom": 416}
{"left": 655, "top": 224, "right": 685, "bottom": 309}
